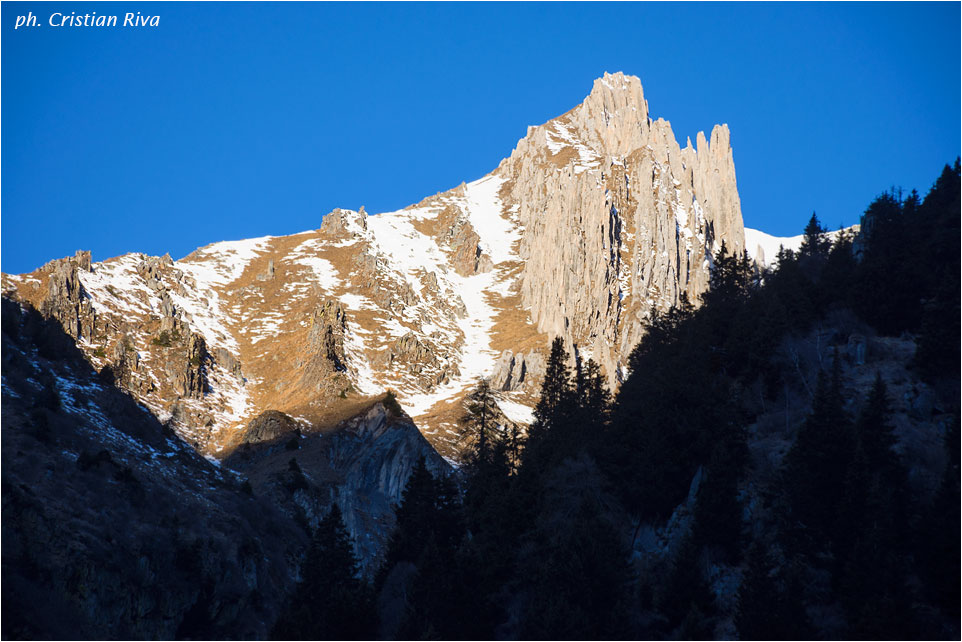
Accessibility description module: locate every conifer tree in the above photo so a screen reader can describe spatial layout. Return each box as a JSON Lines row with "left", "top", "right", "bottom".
{"left": 609, "top": 287, "right": 746, "bottom": 522}
{"left": 818, "top": 228, "right": 857, "bottom": 310}
{"left": 522, "top": 336, "right": 575, "bottom": 473}
{"left": 917, "top": 420, "right": 960, "bottom": 620}
{"left": 531, "top": 337, "right": 573, "bottom": 433}
{"left": 837, "top": 383, "right": 915, "bottom": 641}
{"left": 570, "top": 355, "right": 611, "bottom": 460}
{"left": 386, "top": 458, "right": 462, "bottom": 567}
{"left": 577, "top": 358, "right": 611, "bottom": 421}
{"left": 835, "top": 374, "right": 906, "bottom": 563}
{"left": 383, "top": 459, "right": 471, "bottom": 639}
{"left": 519, "top": 456, "right": 632, "bottom": 640}
{"left": 271, "top": 504, "right": 376, "bottom": 640}
{"left": 656, "top": 533, "right": 715, "bottom": 635}
{"left": 735, "top": 543, "right": 810, "bottom": 640}
{"left": 799, "top": 212, "right": 831, "bottom": 260}
{"left": 692, "top": 438, "right": 745, "bottom": 563}
{"left": 915, "top": 269, "right": 961, "bottom": 381}
{"left": 706, "top": 241, "right": 755, "bottom": 306}
{"left": 855, "top": 374, "right": 903, "bottom": 488}
{"left": 853, "top": 191, "right": 918, "bottom": 334}
{"left": 458, "top": 377, "right": 499, "bottom": 468}
{"left": 781, "top": 355, "right": 855, "bottom": 551}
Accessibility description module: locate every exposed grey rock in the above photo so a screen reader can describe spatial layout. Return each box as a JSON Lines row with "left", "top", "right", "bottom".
{"left": 213, "top": 346, "right": 244, "bottom": 381}
{"left": 491, "top": 349, "right": 546, "bottom": 391}
{"left": 319, "top": 206, "right": 368, "bottom": 238}
{"left": 329, "top": 403, "right": 451, "bottom": 565}
{"left": 109, "top": 334, "right": 141, "bottom": 390}
{"left": 158, "top": 291, "right": 177, "bottom": 319}
{"left": 243, "top": 409, "right": 299, "bottom": 444}
{"left": 256, "top": 258, "right": 275, "bottom": 282}
{"left": 227, "top": 401, "right": 450, "bottom": 574}
{"left": 307, "top": 299, "right": 347, "bottom": 373}
{"left": 75, "top": 250, "right": 93, "bottom": 272}
{"left": 295, "top": 300, "right": 352, "bottom": 398}
{"left": 847, "top": 333, "right": 867, "bottom": 365}
{"left": 39, "top": 251, "right": 96, "bottom": 341}
{"left": 176, "top": 333, "right": 209, "bottom": 399}
{"left": 906, "top": 384, "right": 936, "bottom": 421}
{"left": 388, "top": 332, "right": 439, "bottom": 374}
{"left": 137, "top": 255, "right": 173, "bottom": 292}
{"left": 432, "top": 202, "right": 492, "bottom": 276}
{"left": 499, "top": 71, "right": 745, "bottom": 384}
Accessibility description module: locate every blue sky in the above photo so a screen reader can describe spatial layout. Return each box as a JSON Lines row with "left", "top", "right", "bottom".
{"left": 2, "top": 2, "right": 959, "bottom": 273}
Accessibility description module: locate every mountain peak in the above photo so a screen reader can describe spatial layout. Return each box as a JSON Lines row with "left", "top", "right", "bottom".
{"left": 589, "top": 71, "right": 644, "bottom": 98}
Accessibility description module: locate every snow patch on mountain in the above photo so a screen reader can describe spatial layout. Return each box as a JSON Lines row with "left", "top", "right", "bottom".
{"left": 290, "top": 238, "right": 343, "bottom": 290}
{"left": 743, "top": 228, "right": 803, "bottom": 267}
{"left": 463, "top": 175, "right": 518, "bottom": 265}
{"left": 181, "top": 236, "right": 274, "bottom": 288}
{"left": 367, "top": 209, "right": 449, "bottom": 298}
{"left": 80, "top": 254, "right": 156, "bottom": 318}
{"left": 173, "top": 236, "right": 273, "bottom": 352}
{"left": 497, "top": 398, "right": 535, "bottom": 425}
{"left": 364, "top": 179, "right": 520, "bottom": 420}
{"left": 343, "top": 326, "right": 381, "bottom": 396}
{"left": 339, "top": 293, "right": 379, "bottom": 311}
{"left": 545, "top": 120, "right": 602, "bottom": 174}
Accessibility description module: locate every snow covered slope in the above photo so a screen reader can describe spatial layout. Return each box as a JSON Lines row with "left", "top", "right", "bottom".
{"left": 744, "top": 228, "right": 804, "bottom": 266}
{"left": 744, "top": 226, "right": 859, "bottom": 267}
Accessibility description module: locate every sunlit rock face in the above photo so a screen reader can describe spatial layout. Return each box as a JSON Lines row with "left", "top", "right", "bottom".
{"left": 1, "top": 72, "right": 746, "bottom": 457}
{"left": 500, "top": 72, "right": 745, "bottom": 385}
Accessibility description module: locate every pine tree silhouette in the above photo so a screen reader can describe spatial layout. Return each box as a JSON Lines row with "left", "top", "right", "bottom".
{"left": 271, "top": 504, "right": 376, "bottom": 640}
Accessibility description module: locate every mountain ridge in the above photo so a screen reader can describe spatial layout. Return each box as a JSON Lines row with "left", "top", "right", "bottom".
{"left": 3, "top": 71, "right": 755, "bottom": 457}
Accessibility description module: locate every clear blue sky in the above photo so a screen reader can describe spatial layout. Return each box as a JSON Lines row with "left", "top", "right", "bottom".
{"left": 2, "top": 2, "right": 959, "bottom": 273}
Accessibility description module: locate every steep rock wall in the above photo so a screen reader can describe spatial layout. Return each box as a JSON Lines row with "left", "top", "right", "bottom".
{"left": 499, "top": 72, "right": 745, "bottom": 381}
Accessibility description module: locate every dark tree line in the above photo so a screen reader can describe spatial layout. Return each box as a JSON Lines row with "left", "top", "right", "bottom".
{"left": 270, "top": 160, "right": 959, "bottom": 640}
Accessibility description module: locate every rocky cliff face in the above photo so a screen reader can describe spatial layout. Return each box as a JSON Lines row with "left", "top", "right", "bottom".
{"left": 500, "top": 73, "right": 744, "bottom": 382}
{"left": 227, "top": 400, "right": 450, "bottom": 572}
{"left": 1, "top": 72, "right": 748, "bottom": 458}
{"left": 39, "top": 250, "right": 96, "bottom": 342}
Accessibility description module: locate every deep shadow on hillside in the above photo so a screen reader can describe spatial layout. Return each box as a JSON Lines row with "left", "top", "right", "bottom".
{"left": 1, "top": 296, "right": 451, "bottom": 639}
{"left": 1, "top": 297, "right": 310, "bottom": 639}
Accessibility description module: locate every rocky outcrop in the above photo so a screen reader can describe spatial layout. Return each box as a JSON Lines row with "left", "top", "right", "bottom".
{"left": 491, "top": 349, "right": 546, "bottom": 392}
{"left": 308, "top": 300, "right": 348, "bottom": 373}
{"left": 243, "top": 410, "right": 299, "bottom": 444}
{"left": 368, "top": 331, "right": 459, "bottom": 390}
{"left": 109, "top": 334, "right": 141, "bottom": 390}
{"left": 136, "top": 254, "right": 174, "bottom": 291}
{"left": 39, "top": 251, "right": 96, "bottom": 341}
{"left": 213, "top": 346, "right": 244, "bottom": 381}
{"left": 176, "top": 332, "right": 209, "bottom": 399}
{"left": 256, "top": 258, "right": 275, "bottom": 282}
{"left": 425, "top": 191, "right": 494, "bottom": 276}
{"left": 227, "top": 400, "right": 450, "bottom": 572}
{"left": 293, "top": 300, "right": 353, "bottom": 400}
{"left": 328, "top": 403, "right": 451, "bottom": 565}
{"left": 388, "top": 332, "right": 438, "bottom": 372}
{"left": 319, "top": 206, "right": 368, "bottom": 239}
{"left": 498, "top": 71, "right": 745, "bottom": 383}
{"left": 351, "top": 248, "right": 422, "bottom": 313}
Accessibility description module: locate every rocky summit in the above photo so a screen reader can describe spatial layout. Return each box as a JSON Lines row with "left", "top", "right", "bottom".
{"left": 1, "top": 72, "right": 772, "bottom": 460}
